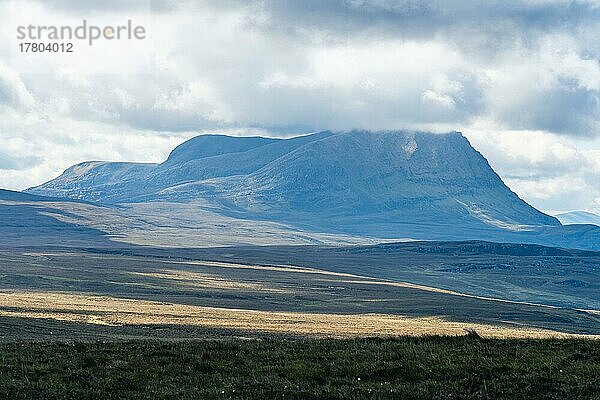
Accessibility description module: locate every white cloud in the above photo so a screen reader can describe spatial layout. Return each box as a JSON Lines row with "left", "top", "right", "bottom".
{"left": 0, "top": 104, "right": 194, "bottom": 190}
{"left": 466, "top": 129, "right": 600, "bottom": 213}
{"left": 0, "top": 62, "right": 35, "bottom": 109}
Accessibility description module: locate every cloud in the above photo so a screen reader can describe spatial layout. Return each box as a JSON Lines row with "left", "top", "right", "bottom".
{"left": 212, "top": 0, "right": 600, "bottom": 59}
{"left": 0, "top": 0, "right": 599, "bottom": 212}
{"left": 35, "top": 0, "right": 169, "bottom": 13}
{"left": 0, "top": 102, "right": 194, "bottom": 190}
{"left": 0, "top": 62, "right": 34, "bottom": 110}
{"left": 0, "top": 151, "right": 41, "bottom": 170}
{"left": 466, "top": 129, "right": 600, "bottom": 213}
{"left": 481, "top": 36, "right": 600, "bottom": 136}
{"left": 4, "top": 0, "right": 599, "bottom": 136}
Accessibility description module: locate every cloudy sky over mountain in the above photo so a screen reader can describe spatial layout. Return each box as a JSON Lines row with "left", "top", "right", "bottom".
{"left": 1, "top": 0, "right": 599, "bottom": 213}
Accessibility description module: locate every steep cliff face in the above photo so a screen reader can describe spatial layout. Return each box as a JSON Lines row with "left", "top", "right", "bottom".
{"left": 221, "top": 131, "right": 557, "bottom": 228}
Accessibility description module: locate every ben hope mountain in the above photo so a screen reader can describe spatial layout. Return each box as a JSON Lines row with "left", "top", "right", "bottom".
{"left": 27, "top": 130, "right": 600, "bottom": 250}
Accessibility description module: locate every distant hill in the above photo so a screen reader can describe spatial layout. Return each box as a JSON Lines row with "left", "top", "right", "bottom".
{"left": 25, "top": 130, "right": 600, "bottom": 250}
{"left": 0, "top": 189, "right": 115, "bottom": 247}
{"left": 0, "top": 188, "right": 65, "bottom": 202}
{"left": 557, "top": 211, "right": 600, "bottom": 226}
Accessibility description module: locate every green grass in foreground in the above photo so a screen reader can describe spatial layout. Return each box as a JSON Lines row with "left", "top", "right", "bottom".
{"left": 0, "top": 336, "right": 599, "bottom": 400}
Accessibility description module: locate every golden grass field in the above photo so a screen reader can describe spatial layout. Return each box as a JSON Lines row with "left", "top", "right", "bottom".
{"left": 1, "top": 290, "right": 590, "bottom": 339}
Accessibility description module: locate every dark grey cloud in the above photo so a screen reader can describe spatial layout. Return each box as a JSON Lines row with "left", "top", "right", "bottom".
{"left": 498, "top": 87, "right": 600, "bottom": 137}
{"left": 215, "top": 0, "right": 600, "bottom": 46}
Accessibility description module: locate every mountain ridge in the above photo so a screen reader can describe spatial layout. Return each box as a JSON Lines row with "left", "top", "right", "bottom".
{"left": 25, "top": 129, "right": 600, "bottom": 250}
{"left": 27, "top": 130, "right": 559, "bottom": 225}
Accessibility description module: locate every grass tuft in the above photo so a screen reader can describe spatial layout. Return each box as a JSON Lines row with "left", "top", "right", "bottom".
{"left": 464, "top": 328, "right": 482, "bottom": 339}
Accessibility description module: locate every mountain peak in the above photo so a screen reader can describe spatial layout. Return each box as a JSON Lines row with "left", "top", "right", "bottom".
{"left": 165, "top": 134, "right": 280, "bottom": 164}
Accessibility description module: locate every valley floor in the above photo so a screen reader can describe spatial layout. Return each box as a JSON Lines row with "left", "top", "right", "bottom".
{"left": 0, "top": 246, "right": 599, "bottom": 340}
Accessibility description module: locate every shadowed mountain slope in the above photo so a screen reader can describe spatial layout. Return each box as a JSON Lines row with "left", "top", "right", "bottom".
{"left": 0, "top": 189, "right": 115, "bottom": 247}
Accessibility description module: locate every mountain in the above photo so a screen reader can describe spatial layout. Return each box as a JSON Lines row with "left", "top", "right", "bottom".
{"left": 28, "top": 130, "right": 556, "bottom": 223}
{"left": 28, "top": 132, "right": 333, "bottom": 203}
{"left": 557, "top": 211, "right": 600, "bottom": 226}
{"left": 165, "top": 134, "right": 279, "bottom": 164}
{"left": 26, "top": 130, "right": 600, "bottom": 250}
{"left": 25, "top": 161, "right": 157, "bottom": 203}
{"left": 218, "top": 131, "right": 557, "bottom": 226}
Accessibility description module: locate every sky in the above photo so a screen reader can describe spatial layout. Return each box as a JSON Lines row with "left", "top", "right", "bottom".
{"left": 0, "top": 0, "right": 599, "bottom": 214}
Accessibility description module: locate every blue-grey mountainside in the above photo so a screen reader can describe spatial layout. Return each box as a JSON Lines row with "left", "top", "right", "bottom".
{"left": 27, "top": 130, "right": 600, "bottom": 250}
